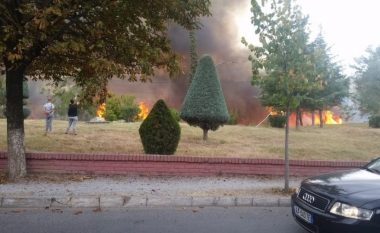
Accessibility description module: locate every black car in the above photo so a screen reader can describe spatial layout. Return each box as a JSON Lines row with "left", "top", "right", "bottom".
{"left": 291, "top": 157, "right": 380, "bottom": 233}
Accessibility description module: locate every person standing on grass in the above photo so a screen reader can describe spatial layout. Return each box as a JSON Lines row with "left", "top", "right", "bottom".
{"left": 43, "top": 97, "right": 55, "bottom": 135}
{"left": 65, "top": 99, "right": 78, "bottom": 135}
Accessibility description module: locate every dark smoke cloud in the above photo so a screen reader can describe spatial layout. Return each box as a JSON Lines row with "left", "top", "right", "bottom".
{"left": 26, "top": 0, "right": 268, "bottom": 124}
{"left": 110, "top": 0, "right": 267, "bottom": 124}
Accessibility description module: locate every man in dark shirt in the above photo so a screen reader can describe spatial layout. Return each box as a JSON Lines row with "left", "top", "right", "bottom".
{"left": 65, "top": 99, "right": 78, "bottom": 135}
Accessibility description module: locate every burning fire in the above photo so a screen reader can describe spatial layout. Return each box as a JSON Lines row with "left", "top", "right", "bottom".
{"left": 288, "top": 110, "right": 342, "bottom": 126}
{"left": 96, "top": 103, "right": 106, "bottom": 118}
{"left": 314, "top": 110, "right": 342, "bottom": 125}
{"left": 268, "top": 108, "right": 342, "bottom": 126}
{"left": 138, "top": 102, "right": 149, "bottom": 120}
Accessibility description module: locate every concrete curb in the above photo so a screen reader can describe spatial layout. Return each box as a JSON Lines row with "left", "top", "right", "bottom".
{"left": 0, "top": 195, "right": 291, "bottom": 209}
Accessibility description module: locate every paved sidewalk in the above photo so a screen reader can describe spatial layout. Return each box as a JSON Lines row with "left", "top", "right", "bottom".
{"left": 0, "top": 175, "right": 305, "bottom": 209}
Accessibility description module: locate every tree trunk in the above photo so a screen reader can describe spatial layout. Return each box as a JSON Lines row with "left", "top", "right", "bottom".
{"left": 295, "top": 107, "right": 300, "bottom": 130}
{"left": 299, "top": 110, "right": 303, "bottom": 126}
{"left": 284, "top": 103, "right": 290, "bottom": 192}
{"left": 311, "top": 111, "right": 315, "bottom": 126}
{"left": 202, "top": 128, "right": 208, "bottom": 141}
{"left": 319, "top": 109, "right": 324, "bottom": 128}
{"left": 5, "top": 64, "right": 27, "bottom": 180}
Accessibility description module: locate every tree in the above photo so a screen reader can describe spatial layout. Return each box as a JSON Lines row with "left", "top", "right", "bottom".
{"left": 302, "top": 33, "right": 349, "bottom": 128}
{"left": 245, "top": 0, "right": 314, "bottom": 191}
{"left": 352, "top": 46, "right": 380, "bottom": 117}
{"left": 104, "top": 94, "right": 139, "bottom": 122}
{"left": 0, "top": 0, "right": 211, "bottom": 179}
{"left": 139, "top": 99, "right": 181, "bottom": 155}
{"left": 180, "top": 54, "right": 229, "bottom": 140}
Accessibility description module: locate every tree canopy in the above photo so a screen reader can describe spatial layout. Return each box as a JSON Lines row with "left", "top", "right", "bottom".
{"left": 180, "top": 54, "right": 229, "bottom": 140}
{"left": 353, "top": 46, "right": 380, "bottom": 117}
{"left": 1, "top": 0, "right": 211, "bottom": 84}
{"left": 300, "top": 33, "right": 349, "bottom": 127}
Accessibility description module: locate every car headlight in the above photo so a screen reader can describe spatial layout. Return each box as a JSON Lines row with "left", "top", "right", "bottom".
{"left": 330, "top": 202, "right": 373, "bottom": 220}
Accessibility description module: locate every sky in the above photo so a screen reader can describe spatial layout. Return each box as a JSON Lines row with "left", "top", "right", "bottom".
{"left": 234, "top": 0, "right": 380, "bottom": 75}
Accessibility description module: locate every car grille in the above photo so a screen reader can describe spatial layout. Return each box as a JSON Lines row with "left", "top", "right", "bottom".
{"left": 298, "top": 188, "right": 330, "bottom": 211}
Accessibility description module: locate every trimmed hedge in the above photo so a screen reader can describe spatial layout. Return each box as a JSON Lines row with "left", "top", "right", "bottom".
{"left": 180, "top": 54, "right": 229, "bottom": 138}
{"left": 369, "top": 116, "right": 380, "bottom": 128}
{"left": 268, "top": 115, "right": 286, "bottom": 128}
{"left": 139, "top": 99, "right": 181, "bottom": 155}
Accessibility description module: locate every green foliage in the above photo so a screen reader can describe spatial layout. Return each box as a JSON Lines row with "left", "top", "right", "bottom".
{"left": 268, "top": 115, "right": 286, "bottom": 128}
{"left": 121, "top": 106, "right": 140, "bottom": 122}
{"left": 139, "top": 99, "right": 181, "bottom": 155}
{"left": 23, "top": 106, "right": 31, "bottom": 119}
{"left": 353, "top": 46, "right": 380, "bottom": 117}
{"left": 1, "top": 1, "right": 211, "bottom": 97}
{"left": 104, "top": 110, "right": 117, "bottom": 121}
{"left": 227, "top": 110, "right": 239, "bottom": 125}
{"left": 170, "top": 108, "right": 181, "bottom": 122}
{"left": 180, "top": 55, "right": 229, "bottom": 139}
{"left": 245, "top": 0, "right": 314, "bottom": 113}
{"left": 105, "top": 94, "right": 138, "bottom": 121}
{"left": 369, "top": 116, "right": 380, "bottom": 128}
{"left": 303, "top": 33, "right": 349, "bottom": 118}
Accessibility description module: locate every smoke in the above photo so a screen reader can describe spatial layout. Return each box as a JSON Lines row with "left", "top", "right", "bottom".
{"left": 26, "top": 0, "right": 268, "bottom": 124}
{"left": 109, "top": 0, "right": 267, "bottom": 124}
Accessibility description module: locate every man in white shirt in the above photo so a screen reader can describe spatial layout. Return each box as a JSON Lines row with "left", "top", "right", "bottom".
{"left": 43, "top": 97, "right": 55, "bottom": 135}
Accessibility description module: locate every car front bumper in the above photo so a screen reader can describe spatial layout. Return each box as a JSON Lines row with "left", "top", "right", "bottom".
{"left": 291, "top": 194, "right": 378, "bottom": 233}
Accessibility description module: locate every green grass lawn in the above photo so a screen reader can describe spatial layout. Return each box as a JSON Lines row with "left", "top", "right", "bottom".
{"left": 0, "top": 119, "right": 379, "bottom": 161}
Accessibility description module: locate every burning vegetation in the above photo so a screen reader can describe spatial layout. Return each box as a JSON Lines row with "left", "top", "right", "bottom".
{"left": 275, "top": 110, "right": 342, "bottom": 127}
{"left": 138, "top": 102, "right": 149, "bottom": 120}
{"left": 96, "top": 103, "right": 106, "bottom": 118}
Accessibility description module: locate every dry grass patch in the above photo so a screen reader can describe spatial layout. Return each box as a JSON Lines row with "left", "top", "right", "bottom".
{"left": 0, "top": 119, "right": 379, "bottom": 161}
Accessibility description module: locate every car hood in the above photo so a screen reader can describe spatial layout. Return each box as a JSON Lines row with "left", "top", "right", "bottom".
{"left": 302, "top": 169, "right": 380, "bottom": 206}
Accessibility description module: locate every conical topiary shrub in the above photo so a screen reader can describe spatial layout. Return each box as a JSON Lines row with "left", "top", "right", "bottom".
{"left": 139, "top": 99, "right": 181, "bottom": 155}
{"left": 180, "top": 54, "right": 229, "bottom": 140}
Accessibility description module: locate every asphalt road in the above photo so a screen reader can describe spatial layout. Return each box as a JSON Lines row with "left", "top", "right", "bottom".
{"left": 0, "top": 206, "right": 306, "bottom": 233}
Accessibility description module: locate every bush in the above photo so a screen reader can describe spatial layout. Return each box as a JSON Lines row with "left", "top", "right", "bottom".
{"left": 105, "top": 94, "right": 138, "bottom": 121}
{"left": 227, "top": 110, "right": 239, "bottom": 125}
{"left": 23, "top": 106, "right": 31, "bottom": 119}
{"left": 139, "top": 99, "right": 181, "bottom": 155}
{"left": 121, "top": 105, "right": 140, "bottom": 122}
{"left": 170, "top": 108, "right": 180, "bottom": 122}
{"left": 369, "top": 116, "right": 380, "bottom": 128}
{"left": 23, "top": 81, "right": 31, "bottom": 119}
{"left": 180, "top": 55, "right": 229, "bottom": 140}
{"left": 104, "top": 109, "right": 117, "bottom": 121}
{"left": 269, "top": 115, "right": 286, "bottom": 128}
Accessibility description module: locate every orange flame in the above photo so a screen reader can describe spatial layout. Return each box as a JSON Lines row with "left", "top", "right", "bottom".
{"left": 270, "top": 109, "right": 342, "bottom": 126}
{"left": 138, "top": 102, "right": 149, "bottom": 120}
{"left": 96, "top": 103, "right": 106, "bottom": 118}
{"left": 287, "top": 110, "right": 342, "bottom": 126}
{"left": 321, "top": 110, "right": 342, "bottom": 124}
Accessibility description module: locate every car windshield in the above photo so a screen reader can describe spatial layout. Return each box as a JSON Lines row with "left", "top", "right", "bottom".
{"left": 365, "top": 158, "right": 380, "bottom": 174}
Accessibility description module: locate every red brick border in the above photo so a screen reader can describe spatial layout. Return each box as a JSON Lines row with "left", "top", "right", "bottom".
{"left": 0, "top": 151, "right": 366, "bottom": 176}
